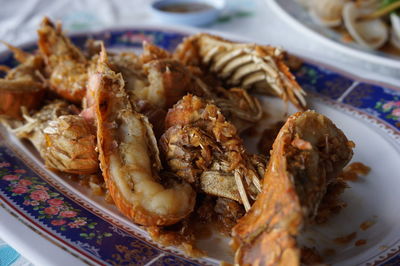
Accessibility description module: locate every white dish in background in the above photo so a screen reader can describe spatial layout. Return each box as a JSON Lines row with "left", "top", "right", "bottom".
{"left": 267, "top": 0, "right": 400, "bottom": 69}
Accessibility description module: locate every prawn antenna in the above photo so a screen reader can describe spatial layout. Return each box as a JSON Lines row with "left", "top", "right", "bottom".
{"left": 0, "top": 41, "right": 30, "bottom": 63}
{"left": 99, "top": 42, "right": 108, "bottom": 64}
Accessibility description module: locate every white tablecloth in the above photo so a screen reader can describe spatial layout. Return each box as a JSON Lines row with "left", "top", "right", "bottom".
{"left": 0, "top": 0, "right": 398, "bottom": 264}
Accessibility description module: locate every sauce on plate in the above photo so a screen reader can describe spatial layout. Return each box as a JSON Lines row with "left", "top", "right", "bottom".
{"left": 355, "top": 239, "right": 367, "bottom": 246}
{"left": 360, "top": 220, "right": 376, "bottom": 231}
{"left": 333, "top": 232, "right": 357, "bottom": 244}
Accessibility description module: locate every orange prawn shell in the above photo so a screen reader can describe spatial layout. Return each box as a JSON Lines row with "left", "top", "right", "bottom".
{"left": 232, "top": 111, "right": 354, "bottom": 265}
{"left": 232, "top": 113, "right": 303, "bottom": 266}
{"left": 95, "top": 76, "right": 194, "bottom": 226}
{"left": 37, "top": 17, "right": 87, "bottom": 103}
{"left": 103, "top": 167, "right": 186, "bottom": 226}
{"left": 0, "top": 87, "right": 45, "bottom": 119}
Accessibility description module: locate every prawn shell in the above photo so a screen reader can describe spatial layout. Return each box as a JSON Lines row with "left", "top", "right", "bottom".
{"left": 143, "top": 59, "right": 193, "bottom": 109}
{"left": 0, "top": 83, "right": 44, "bottom": 119}
{"left": 43, "top": 115, "right": 98, "bottom": 175}
{"left": 232, "top": 125, "right": 302, "bottom": 265}
{"left": 37, "top": 17, "right": 88, "bottom": 103}
{"left": 46, "top": 64, "right": 87, "bottom": 103}
{"left": 105, "top": 168, "right": 189, "bottom": 226}
{"left": 95, "top": 64, "right": 195, "bottom": 226}
{"left": 174, "top": 34, "right": 307, "bottom": 110}
{"left": 232, "top": 111, "right": 354, "bottom": 265}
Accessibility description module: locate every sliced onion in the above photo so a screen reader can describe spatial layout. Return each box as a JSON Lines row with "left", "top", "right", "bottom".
{"left": 310, "top": 0, "right": 346, "bottom": 27}
{"left": 343, "top": 2, "right": 388, "bottom": 49}
{"left": 390, "top": 13, "right": 400, "bottom": 49}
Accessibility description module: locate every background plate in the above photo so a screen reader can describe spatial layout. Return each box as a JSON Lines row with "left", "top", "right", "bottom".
{"left": 0, "top": 26, "right": 400, "bottom": 265}
{"left": 268, "top": 0, "right": 400, "bottom": 69}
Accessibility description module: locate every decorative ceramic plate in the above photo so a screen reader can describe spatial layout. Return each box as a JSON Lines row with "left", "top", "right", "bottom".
{"left": 268, "top": 0, "right": 400, "bottom": 69}
{"left": 0, "top": 26, "right": 400, "bottom": 266}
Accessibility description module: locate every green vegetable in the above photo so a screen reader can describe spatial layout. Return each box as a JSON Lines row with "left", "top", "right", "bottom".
{"left": 382, "top": 0, "right": 400, "bottom": 8}
{"left": 381, "top": 0, "right": 400, "bottom": 14}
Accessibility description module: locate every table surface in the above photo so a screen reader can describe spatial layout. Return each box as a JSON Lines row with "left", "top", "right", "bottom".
{"left": 0, "top": 0, "right": 398, "bottom": 265}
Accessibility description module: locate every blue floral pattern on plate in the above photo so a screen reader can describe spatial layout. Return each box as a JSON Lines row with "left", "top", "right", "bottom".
{"left": 0, "top": 27, "right": 399, "bottom": 265}
{"left": 293, "top": 62, "right": 354, "bottom": 100}
{"left": 343, "top": 83, "right": 400, "bottom": 129}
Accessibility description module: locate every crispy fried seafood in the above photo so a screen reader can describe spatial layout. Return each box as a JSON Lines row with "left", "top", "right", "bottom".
{"left": 0, "top": 43, "right": 45, "bottom": 118}
{"left": 9, "top": 100, "right": 76, "bottom": 153}
{"left": 122, "top": 42, "right": 264, "bottom": 133}
{"left": 174, "top": 33, "right": 307, "bottom": 110}
{"left": 0, "top": 17, "right": 364, "bottom": 265}
{"left": 2, "top": 101, "right": 98, "bottom": 174}
{"left": 93, "top": 50, "right": 195, "bottom": 226}
{"left": 232, "top": 111, "right": 354, "bottom": 265}
{"left": 162, "top": 94, "right": 265, "bottom": 210}
{"left": 42, "top": 115, "right": 98, "bottom": 174}
{"left": 38, "top": 17, "right": 88, "bottom": 103}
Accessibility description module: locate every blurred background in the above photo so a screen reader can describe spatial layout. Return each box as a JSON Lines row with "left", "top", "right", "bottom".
{"left": 1, "top": 0, "right": 398, "bottom": 81}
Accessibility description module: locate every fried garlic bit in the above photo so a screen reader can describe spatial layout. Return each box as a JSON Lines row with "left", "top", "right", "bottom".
{"left": 93, "top": 48, "right": 195, "bottom": 226}
{"left": 38, "top": 17, "right": 88, "bottom": 103}
{"left": 162, "top": 94, "right": 265, "bottom": 211}
{"left": 0, "top": 42, "right": 45, "bottom": 119}
{"left": 174, "top": 33, "right": 307, "bottom": 110}
{"left": 232, "top": 111, "right": 354, "bottom": 266}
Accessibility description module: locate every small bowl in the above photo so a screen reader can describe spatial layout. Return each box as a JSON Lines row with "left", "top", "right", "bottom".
{"left": 151, "top": 0, "right": 225, "bottom": 26}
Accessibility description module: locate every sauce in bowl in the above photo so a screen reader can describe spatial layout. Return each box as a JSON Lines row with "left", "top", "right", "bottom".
{"left": 158, "top": 3, "right": 213, "bottom": 13}
{"left": 151, "top": 0, "right": 225, "bottom": 26}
